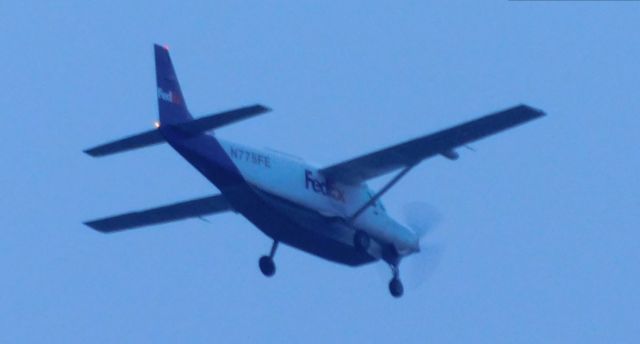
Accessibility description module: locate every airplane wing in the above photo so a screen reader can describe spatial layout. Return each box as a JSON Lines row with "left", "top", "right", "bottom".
{"left": 85, "top": 194, "right": 232, "bottom": 233}
{"left": 320, "top": 104, "right": 545, "bottom": 184}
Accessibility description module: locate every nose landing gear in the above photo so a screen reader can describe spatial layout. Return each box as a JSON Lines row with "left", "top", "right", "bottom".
{"left": 388, "top": 263, "right": 404, "bottom": 298}
{"left": 389, "top": 278, "right": 404, "bottom": 298}
{"left": 259, "top": 240, "right": 278, "bottom": 277}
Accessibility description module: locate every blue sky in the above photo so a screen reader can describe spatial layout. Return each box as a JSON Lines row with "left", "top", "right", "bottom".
{"left": 2, "top": 1, "right": 639, "bottom": 343}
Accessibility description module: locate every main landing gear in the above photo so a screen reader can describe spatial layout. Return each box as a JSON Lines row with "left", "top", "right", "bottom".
{"left": 259, "top": 240, "right": 278, "bottom": 277}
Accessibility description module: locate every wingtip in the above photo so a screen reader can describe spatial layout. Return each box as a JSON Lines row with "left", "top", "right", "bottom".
{"left": 83, "top": 148, "right": 99, "bottom": 157}
{"left": 256, "top": 104, "right": 273, "bottom": 113}
{"left": 83, "top": 221, "right": 98, "bottom": 230}
{"left": 517, "top": 104, "right": 547, "bottom": 118}
{"left": 83, "top": 220, "right": 110, "bottom": 233}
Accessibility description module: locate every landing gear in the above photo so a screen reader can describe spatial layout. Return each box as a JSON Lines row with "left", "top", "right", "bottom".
{"left": 388, "top": 264, "right": 404, "bottom": 298}
{"left": 389, "top": 278, "right": 404, "bottom": 298}
{"left": 353, "top": 230, "right": 371, "bottom": 252}
{"left": 259, "top": 240, "right": 279, "bottom": 277}
{"left": 259, "top": 256, "right": 275, "bottom": 277}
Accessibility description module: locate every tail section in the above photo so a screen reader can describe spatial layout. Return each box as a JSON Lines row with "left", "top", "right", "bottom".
{"left": 83, "top": 45, "right": 271, "bottom": 157}
{"left": 155, "top": 44, "right": 193, "bottom": 125}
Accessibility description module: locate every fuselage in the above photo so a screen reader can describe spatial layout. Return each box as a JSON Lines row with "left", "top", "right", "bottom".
{"left": 219, "top": 139, "right": 419, "bottom": 252}
{"left": 160, "top": 126, "right": 419, "bottom": 266}
{"left": 84, "top": 45, "right": 546, "bottom": 298}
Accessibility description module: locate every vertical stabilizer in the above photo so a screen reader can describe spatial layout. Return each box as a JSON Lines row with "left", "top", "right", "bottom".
{"left": 154, "top": 44, "right": 193, "bottom": 125}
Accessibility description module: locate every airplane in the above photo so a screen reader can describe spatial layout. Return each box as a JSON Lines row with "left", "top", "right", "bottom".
{"left": 84, "top": 44, "right": 546, "bottom": 298}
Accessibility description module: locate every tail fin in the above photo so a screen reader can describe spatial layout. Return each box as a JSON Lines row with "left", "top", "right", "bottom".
{"left": 154, "top": 44, "right": 193, "bottom": 125}
{"left": 83, "top": 45, "right": 272, "bottom": 158}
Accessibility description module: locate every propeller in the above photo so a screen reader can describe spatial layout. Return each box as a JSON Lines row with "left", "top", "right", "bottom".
{"left": 402, "top": 201, "right": 442, "bottom": 239}
{"left": 401, "top": 202, "right": 444, "bottom": 288}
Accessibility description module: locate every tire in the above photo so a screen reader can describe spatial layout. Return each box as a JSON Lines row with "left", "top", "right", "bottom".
{"left": 259, "top": 256, "right": 276, "bottom": 277}
{"left": 389, "top": 278, "right": 404, "bottom": 298}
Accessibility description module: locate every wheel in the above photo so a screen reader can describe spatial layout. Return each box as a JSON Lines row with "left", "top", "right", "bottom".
{"left": 353, "top": 231, "right": 371, "bottom": 252}
{"left": 389, "top": 278, "right": 404, "bottom": 298}
{"left": 259, "top": 256, "right": 276, "bottom": 277}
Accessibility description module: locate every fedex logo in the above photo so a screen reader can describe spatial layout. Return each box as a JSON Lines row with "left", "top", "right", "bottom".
{"left": 305, "top": 170, "right": 345, "bottom": 203}
{"left": 157, "top": 87, "right": 181, "bottom": 104}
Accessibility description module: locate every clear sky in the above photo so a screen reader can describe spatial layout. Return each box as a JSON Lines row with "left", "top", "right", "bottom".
{"left": 2, "top": 1, "right": 639, "bottom": 343}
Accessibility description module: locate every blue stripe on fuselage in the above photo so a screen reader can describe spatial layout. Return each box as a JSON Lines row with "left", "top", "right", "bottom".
{"left": 158, "top": 126, "right": 378, "bottom": 266}
{"left": 160, "top": 127, "right": 245, "bottom": 191}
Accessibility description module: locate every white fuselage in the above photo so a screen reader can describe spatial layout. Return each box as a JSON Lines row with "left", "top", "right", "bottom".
{"left": 217, "top": 139, "right": 419, "bottom": 255}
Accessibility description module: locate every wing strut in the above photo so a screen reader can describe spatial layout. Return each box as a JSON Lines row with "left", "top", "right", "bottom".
{"left": 347, "top": 164, "right": 416, "bottom": 224}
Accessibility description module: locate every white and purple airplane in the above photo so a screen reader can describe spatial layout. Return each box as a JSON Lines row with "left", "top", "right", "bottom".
{"left": 85, "top": 45, "right": 545, "bottom": 297}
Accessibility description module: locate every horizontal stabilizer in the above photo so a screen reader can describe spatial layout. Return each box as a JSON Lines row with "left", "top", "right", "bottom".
{"left": 84, "top": 104, "right": 271, "bottom": 157}
{"left": 85, "top": 194, "right": 232, "bottom": 233}
{"left": 84, "top": 129, "right": 163, "bottom": 157}
{"left": 179, "top": 104, "right": 270, "bottom": 134}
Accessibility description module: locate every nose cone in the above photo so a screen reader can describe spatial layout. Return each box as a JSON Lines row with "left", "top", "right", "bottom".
{"left": 396, "top": 226, "right": 421, "bottom": 255}
{"left": 408, "top": 232, "right": 421, "bottom": 252}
